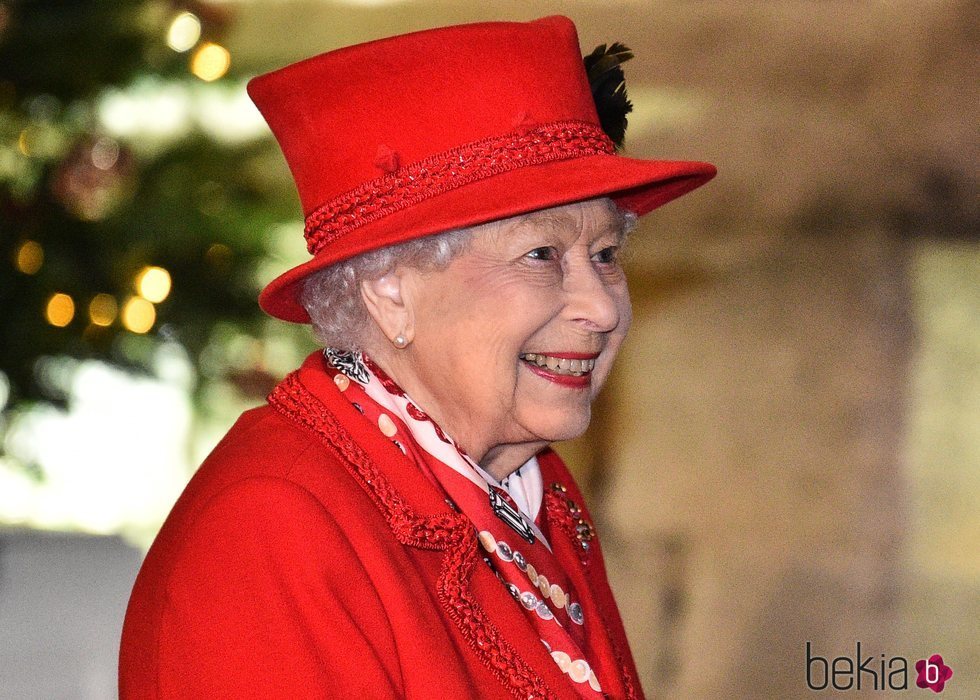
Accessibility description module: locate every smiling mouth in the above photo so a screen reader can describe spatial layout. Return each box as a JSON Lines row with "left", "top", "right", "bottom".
{"left": 518, "top": 353, "right": 597, "bottom": 377}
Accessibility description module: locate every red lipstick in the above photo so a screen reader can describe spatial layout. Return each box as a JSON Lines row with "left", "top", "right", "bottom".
{"left": 524, "top": 362, "right": 591, "bottom": 388}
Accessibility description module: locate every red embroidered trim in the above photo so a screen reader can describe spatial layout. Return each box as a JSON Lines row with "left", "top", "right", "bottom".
{"left": 304, "top": 120, "right": 615, "bottom": 255}
{"left": 620, "top": 658, "right": 639, "bottom": 700}
{"left": 267, "top": 372, "right": 558, "bottom": 700}
{"left": 544, "top": 488, "right": 595, "bottom": 568}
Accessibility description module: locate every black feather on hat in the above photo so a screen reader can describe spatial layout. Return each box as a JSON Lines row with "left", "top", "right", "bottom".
{"left": 583, "top": 42, "right": 634, "bottom": 150}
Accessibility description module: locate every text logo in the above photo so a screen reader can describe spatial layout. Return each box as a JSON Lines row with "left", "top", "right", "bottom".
{"left": 806, "top": 642, "right": 954, "bottom": 693}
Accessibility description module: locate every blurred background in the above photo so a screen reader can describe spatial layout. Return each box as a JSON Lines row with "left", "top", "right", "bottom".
{"left": 0, "top": 1, "right": 976, "bottom": 698}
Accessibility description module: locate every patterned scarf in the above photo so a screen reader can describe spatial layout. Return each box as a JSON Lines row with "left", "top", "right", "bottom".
{"left": 323, "top": 348, "right": 605, "bottom": 696}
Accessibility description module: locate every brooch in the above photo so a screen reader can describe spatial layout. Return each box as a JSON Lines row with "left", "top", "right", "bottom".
{"left": 488, "top": 487, "right": 536, "bottom": 544}
{"left": 549, "top": 483, "right": 595, "bottom": 553}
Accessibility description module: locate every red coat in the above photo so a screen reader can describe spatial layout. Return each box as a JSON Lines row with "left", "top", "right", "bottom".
{"left": 120, "top": 352, "right": 644, "bottom": 699}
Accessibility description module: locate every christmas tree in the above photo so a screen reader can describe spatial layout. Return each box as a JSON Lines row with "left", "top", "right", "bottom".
{"left": 0, "top": 1, "right": 309, "bottom": 478}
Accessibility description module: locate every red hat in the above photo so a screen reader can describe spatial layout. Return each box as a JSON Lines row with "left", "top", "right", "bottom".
{"left": 248, "top": 15, "right": 716, "bottom": 323}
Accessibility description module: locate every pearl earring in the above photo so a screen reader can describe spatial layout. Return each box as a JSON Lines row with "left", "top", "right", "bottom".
{"left": 393, "top": 334, "right": 409, "bottom": 348}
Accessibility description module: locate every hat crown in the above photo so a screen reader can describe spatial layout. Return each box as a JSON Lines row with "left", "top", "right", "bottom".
{"left": 249, "top": 15, "right": 716, "bottom": 323}
{"left": 247, "top": 15, "right": 599, "bottom": 216}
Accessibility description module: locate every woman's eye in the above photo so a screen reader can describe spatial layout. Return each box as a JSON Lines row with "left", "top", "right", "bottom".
{"left": 592, "top": 246, "right": 619, "bottom": 264}
{"left": 525, "top": 246, "right": 558, "bottom": 261}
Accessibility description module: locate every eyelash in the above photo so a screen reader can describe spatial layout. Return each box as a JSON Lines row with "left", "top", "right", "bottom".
{"left": 524, "top": 246, "right": 620, "bottom": 264}
{"left": 525, "top": 246, "right": 559, "bottom": 261}
{"left": 592, "top": 246, "right": 619, "bottom": 264}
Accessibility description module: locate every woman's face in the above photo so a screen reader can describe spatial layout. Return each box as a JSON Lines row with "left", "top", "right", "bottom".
{"left": 396, "top": 197, "right": 632, "bottom": 470}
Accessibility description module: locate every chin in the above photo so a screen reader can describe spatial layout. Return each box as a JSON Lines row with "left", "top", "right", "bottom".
{"left": 531, "top": 407, "right": 592, "bottom": 445}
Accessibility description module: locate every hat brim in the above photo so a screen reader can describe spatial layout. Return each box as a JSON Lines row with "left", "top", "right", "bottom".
{"left": 259, "top": 154, "right": 716, "bottom": 323}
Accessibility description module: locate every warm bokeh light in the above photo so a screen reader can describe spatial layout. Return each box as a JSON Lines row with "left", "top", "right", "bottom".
{"left": 204, "top": 242, "right": 232, "bottom": 267}
{"left": 166, "top": 11, "right": 202, "bottom": 53}
{"left": 97, "top": 79, "right": 267, "bottom": 145}
{"left": 17, "top": 127, "right": 34, "bottom": 156}
{"left": 90, "top": 136, "right": 120, "bottom": 170}
{"left": 190, "top": 42, "right": 231, "bottom": 82}
{"left": 45, "top": 293, "right": 75, "bottom": 327}
{"left": 121, "top": 296, "right": 156, "bottom": 334}
{"left": 88, "top": 293, "right": 118, "bottom": 327}
{"left": 15, "top": 240, "right": 44, "bottom": 274}
{"left": 136, "top": 265, "right": 172, "bottom": 303}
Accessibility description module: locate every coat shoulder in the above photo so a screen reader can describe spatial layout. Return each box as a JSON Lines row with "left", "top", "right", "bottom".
{"left": 180, "top": 403, "right": 364, "bottom": 504}
{"left": 120, "top": 405, "right": 407, "bottom": 698}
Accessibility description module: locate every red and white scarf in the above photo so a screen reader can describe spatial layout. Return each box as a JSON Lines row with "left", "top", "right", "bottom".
{"left": 323, "top": 348, "right": 605, "bottom": 696}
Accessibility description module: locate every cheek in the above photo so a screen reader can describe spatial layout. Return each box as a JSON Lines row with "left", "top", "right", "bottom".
{"left": 420, "top": 283, "right": 540, "bottom": 397}
{"left": 458, "top": 272, "right": 562, "bottom": 350}
{"left": 590, "top": 286, "right": 632, "bottom": 394}
{"left": 618, "top": 288, "right": 633, "bottom": 336}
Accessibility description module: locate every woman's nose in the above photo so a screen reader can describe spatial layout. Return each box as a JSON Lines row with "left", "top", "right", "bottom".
{"left": 561, "top": 259, "right": 622, "bottom": 333}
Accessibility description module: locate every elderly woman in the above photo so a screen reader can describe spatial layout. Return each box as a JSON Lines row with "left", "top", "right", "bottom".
{"left": 120, "top": 15, "right": 713, "bottom": 700}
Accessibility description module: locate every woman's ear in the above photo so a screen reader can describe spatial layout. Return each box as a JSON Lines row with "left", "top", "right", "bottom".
{"left": 360, "top": 270, "right": 415, "bottom": 347}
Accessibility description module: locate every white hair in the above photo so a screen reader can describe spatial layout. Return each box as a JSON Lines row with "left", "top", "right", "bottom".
{"left": 300, "top": 228, "right": 473, "bottom": 350}
{"left": 300, "top": 203, "right": 637, "bottom": 351}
